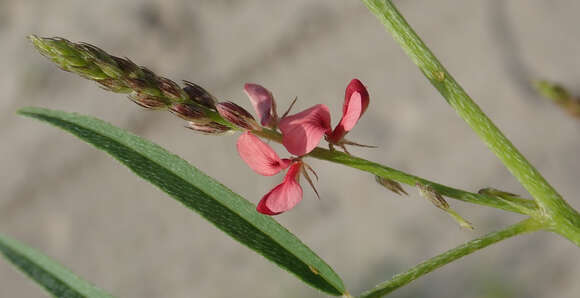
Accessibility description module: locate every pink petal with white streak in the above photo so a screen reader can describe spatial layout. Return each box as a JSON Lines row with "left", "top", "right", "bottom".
{"left": 237, "top": 132, "right": 291, "bottom": 176}
{"left": 278, "top": 104, "right": 331, "bottom": 156}
{"left": 256, "top": 162, "right": 303, "bottom": 215}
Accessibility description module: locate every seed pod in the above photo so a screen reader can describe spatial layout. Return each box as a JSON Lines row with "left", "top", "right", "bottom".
{"left": 416, "top": 183, "right": 449, "bottom": 209}
{"left": 216, "top": 101, "right": 261, "bottom": 130}
{"left": 477, "top": 187, "right": 518, "bottom": 198}
{"left": 375, "top": 176, "right": 407, "bottom": 196}
{"left": 416, "top": 183, "right": 473, "bottom": 230}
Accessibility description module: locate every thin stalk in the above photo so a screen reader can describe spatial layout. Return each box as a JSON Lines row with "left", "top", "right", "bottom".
{"left": 360, "top": 0, "right": 580, "bottom": 245}
{"left": 358, "top": 218, "right": 542, "bottom": 298}
{"left": 253, "top": 129, "right": 537, "bottom": 215}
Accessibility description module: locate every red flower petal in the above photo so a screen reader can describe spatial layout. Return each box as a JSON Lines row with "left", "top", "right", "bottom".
{"left": 256, "top": 162, "right": 303, "bottom": 215}
{"left": 278, "top": 104, "right": 331, "bottom": 156}
{"left": 328, "top": 79, "right": 370, "bottom": 143}
{"left": 237, "top": 132, "right": 291, "bottom": 176}
{"left": 244, "top": 83, "right": 276, "bottom": 127}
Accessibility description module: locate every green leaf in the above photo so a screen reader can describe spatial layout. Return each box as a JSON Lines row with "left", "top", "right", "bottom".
{"left": 18, "top": 107, "right": 346, "bottom": 296}
{"left": 0, "top": 233, "right": 114, "bottom": 298}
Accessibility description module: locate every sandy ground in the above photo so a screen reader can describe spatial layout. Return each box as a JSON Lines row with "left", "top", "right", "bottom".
{"left": 1, "top": 1, "right": 580, "bottom": 297}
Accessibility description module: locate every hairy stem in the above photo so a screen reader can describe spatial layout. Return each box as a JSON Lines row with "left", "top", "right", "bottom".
{"left": 253, "top": 129, "right": 537, "bottom": 215}
{"left": 360, "top": 0, "right": 580, "bottom": 245}
{"left": 358, "top": 218, "right": 542, "bottom": 298}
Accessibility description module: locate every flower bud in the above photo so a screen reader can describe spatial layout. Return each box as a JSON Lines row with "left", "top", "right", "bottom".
{"left": 128, "top": 93, "right": 168, "bottom": 110}
{"left": 169, "top": 103, "right": 206, "bottom": 121}
{"left": 183, "top": 81, "right": 217, "bottom": 109}
{"left": 216, "top": 101, "right": 261, "bottom": 130}
{"left": 97, "top": 79, "right": 132, "bottom": 93}
{"left": 186, "top": 121, "right": 231, "bottom": 135}
{"left": 158, "top": 77, "right": 186, "bottom": 101}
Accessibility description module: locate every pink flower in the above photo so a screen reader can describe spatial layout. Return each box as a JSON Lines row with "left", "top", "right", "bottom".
{"left": 237, "top": 131, "right": 309, "bottom": 215}
{"left": 256, "top": 162, "right": 303, "bottom": 215}
{"left": 278, "top": 104, "right": 332, "bottom": 156}
{"left": 326, "top": 79, "right": 370, "bottom": 144}
{"left": 244, "top": 83, "right": 278, "bottom": 128}
{"left": 278, "top": 79, "right": 370, "bottom": 155}
{"left": 236, "top": 132, "right": 291, "bottom": 176}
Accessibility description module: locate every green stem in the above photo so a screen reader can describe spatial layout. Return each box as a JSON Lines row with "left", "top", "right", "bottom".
{"left": 253, "top": 129, "right": 537, "bottom": 215}
{"left": 360, "top": 0, "right": 580, "bottom": 245}
{"left": 358, "top": 218, "right": 542, "bottom": 298}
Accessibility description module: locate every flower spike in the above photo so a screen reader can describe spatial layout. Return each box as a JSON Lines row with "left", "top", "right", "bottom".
{"left": 237, "top": 132, "right": 292, "bottom": 176}
{"left": 278, "top": 104, "right": 332, "bottom": 156}
{"left": 256, "top": 162, "right": 303, "bottom": 215}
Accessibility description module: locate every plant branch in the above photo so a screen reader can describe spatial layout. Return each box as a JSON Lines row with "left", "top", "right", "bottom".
{"left": 360, "top": 0, "right": 580, "bottom": 245}
{"left": 253, "top": 129, "right": 537, "bottom": 215}
{"left": 358, "top": 218, "right": 542, "bottom": 298}
{"left": 29, "top": 35, "right": 538, "bottom": 216}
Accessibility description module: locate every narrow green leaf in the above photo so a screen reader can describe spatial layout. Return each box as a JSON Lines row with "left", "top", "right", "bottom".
{"left": 0, "top": 233, "right": 114, "bottom": 298}
{"left": 18, "top": 107, "right": 345, "bottom": 295}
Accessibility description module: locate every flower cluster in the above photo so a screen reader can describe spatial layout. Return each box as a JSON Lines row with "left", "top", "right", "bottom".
{"left": 222, "top": 79, "right": 371, "bottom": 215}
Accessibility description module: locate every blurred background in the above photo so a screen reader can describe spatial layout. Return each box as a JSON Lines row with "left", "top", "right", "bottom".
{"left": 1, "top": 0, "right": 580, "bottom": 297}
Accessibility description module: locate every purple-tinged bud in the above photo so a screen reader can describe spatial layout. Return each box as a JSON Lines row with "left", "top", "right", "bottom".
{"left": 97, "top": 79, "right": 132, "bottom": 93}
{"left": 216, "top": 101, "right": 261, "bottom": 130}
{"left": 183, "top": 81, "right": 217, "bottom": 109}
{"left": 169, "top": 103, "right": 206, "bottom": 121}
{"left": 158, "top": 77, "right": 186, "bottom": 101}
{"left": 124, "top": 78, "right": 162, "bottom": 97}
{"left": 111, "top": 56, "right": 137, "bottom": 74}
{"left": 186, "top": 121, "right": 231, "bottom": 135}
{"left": 128, "top": 93, "right": 168, "bottom": 110}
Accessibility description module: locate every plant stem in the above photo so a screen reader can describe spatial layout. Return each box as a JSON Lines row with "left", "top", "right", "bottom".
{"left": 253, "top": 129, "right": 537, "bottom": 215}
{"left": 358, "top": 218, "right": 542, "bottom": 298}
{"left": 360, "top": 0, "right": 580, "bottom": 245}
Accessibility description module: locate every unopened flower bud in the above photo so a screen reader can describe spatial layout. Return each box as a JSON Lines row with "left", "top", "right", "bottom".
{"left": 125, "top": 78, "right": 163, "bottom": 98}
{"left": 186, "top": 121, "right": 231, "bottom": 135}
{"left": 169, "top": 103, "right": 206, "bottom": 121}
{"left": 375, "top": 176, "right": 408, "bottom": 196}
{"left": 128, "top": 93, "right": 168, "bottom": 110}
{"left": 216, "top": 101, "right": 261, "bottom": 130}
{"left": 77, "top": 43, "right": 124, "bottom": 79}
{"left": 97, "top": 79, "right": 132, "bottom": 93}
{"left": 158, "top": 77, "right": 186, "bottom": 101}
{"left": 183, "top": 81, "right": 217, "bottom": 109}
